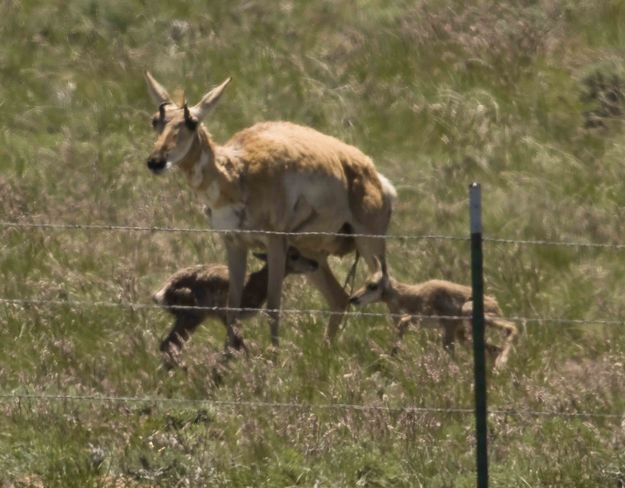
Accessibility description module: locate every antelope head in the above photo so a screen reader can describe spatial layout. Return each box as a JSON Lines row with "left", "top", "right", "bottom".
{"left": 144, "top": 71, "right": 231, "bottom": 174}
{"left": 349, "top": 257, "right": 389, "bottom": 306}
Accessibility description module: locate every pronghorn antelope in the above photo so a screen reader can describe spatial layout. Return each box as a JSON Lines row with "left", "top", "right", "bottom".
{"left": 349, "top": 266, "right": 518, "bottom": 369}
{"left": 153, "top": 248, "right": 318, "bottom": 367}
{"left": 144, "top": 72, "right": 397, "bottom": 350}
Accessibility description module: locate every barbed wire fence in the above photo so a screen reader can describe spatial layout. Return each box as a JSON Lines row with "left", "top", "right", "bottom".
{"left": 1, "top": 218, "right": 624, "bottom": 423}
{"left": 0, "top": 393, "right": 622, "bottom": 420}
{"left": 3, "top": 220, "right": 625, "bottom": 249}
{"left": 2, "top": 297, "right": 625, "bottom": 327}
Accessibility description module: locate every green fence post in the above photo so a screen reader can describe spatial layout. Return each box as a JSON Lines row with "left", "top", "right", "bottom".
{"left": 469, "top": 182, "right": 488, "bottom": 488}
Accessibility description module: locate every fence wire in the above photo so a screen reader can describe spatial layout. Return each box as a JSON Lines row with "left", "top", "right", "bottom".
{"left": 2, "top": 219, "right": 625, "bottom": 426}
{"left": 0, "top": 392, "right": 621, "bottom": 420}
{"left": 0, "top": 221, "right": 464, "bottom": 242}
{"left": 3, "top": 220, "right": 625, "bottom": 250}
{"left": 1, "top": 297, "right": 624, "bottom": 327}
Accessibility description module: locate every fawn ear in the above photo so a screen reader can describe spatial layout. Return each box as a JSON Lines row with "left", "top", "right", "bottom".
{"left": 253, "top": 252, "right": 268, "bottom": 262}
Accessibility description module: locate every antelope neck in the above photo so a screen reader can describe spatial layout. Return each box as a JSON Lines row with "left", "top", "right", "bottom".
{"left": 381, "top": 278, "right": 404, "bottom": 307}
{"left": 177, "top": 127, "right": 212, "bottom": 176}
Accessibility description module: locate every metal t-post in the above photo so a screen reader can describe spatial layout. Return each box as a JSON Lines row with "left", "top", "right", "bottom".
{"left": 469, "top": 182, "right": 488, "bottom": 488}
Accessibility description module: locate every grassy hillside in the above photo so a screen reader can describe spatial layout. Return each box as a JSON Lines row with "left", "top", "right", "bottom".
{"left": 1, "top": 0, "right": 625, "bottom": 485}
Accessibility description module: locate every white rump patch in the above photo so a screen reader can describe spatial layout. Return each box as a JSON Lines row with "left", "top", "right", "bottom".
{"left": 377, "top": 172, "right": 397, "bottom": 204}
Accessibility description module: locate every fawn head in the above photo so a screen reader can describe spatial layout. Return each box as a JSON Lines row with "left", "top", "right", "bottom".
{"left": 349, "top": 257, "right": 389, "bottom": 306}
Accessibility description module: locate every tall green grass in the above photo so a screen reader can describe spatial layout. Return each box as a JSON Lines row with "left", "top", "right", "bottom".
{"left": 1, "top": 1, "right": 625, "bottom": 485}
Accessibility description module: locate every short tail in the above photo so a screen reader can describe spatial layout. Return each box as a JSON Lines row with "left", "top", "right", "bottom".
{"left": 378, "top": 173, "right": 397, "bottom": 208}
{"left": 377, "top": 172, "right": 397, "bottom": 206}
{"left": 152, "top": 286, "right": 167, "bottom": 305}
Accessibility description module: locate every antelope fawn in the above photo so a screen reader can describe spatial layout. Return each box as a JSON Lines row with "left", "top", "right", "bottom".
{"left": 153, "top": 248, "right": 318, "bottom": 366}
{"left": 144, "top": 72, "right": 396, "bottom": 350}
{"left": 350, "top": 266, "right": 518, "bottom": 369}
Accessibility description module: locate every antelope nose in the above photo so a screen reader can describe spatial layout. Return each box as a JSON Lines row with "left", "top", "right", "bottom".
{"left": 147, "top": 157, "right": 166, "bottom": 173}
{"left": 349, "top": 296, "right": 360, "bottom": 305}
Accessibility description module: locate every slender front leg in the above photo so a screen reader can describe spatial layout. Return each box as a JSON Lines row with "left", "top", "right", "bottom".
{"left": 159, "top": 314, "right": 204, "bottom": 369}
{"left": 226, "top": 241, "right": 248, "bottom": 349}
{"left": 441, "top": 319, "right": 458, "bottom": 354}
{"left": 396, "top": 314, "right": 415, "bottom": 342}
{"left": 391, "top": 314, "right": 415, "bottom": 355}
{"left": 160, "top": 314, "right": 204, "bottom": 353}
{"left": 305, "top": 257, "right": 350, "bottom": 343}
{"left": 266, "top": 236, "right": 288, "bottom": 347}
{"left": 487, "top": 315, "right": 518, "bottom": 370}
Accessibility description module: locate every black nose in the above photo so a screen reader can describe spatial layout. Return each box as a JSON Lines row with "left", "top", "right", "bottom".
{"left": 350, "top": 296, "right": 360, "bottom": 305}
{"left": 147, "top": 157, "right": 166, "bottom": 173}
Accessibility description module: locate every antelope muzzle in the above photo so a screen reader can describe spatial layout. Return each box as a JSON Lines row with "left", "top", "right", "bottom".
{"left": 147, "top": 155, "right": 167, "bottom": 174}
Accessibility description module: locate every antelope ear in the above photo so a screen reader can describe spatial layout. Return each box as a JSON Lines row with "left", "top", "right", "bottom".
{"left": 145, "top": 71, "right": 172, "bottom": 106}
{"left": 191, "top": 77, "right": 232, "bottom": 121}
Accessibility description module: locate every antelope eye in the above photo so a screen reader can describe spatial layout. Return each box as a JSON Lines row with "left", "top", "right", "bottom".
{"left": 367, "top": 283, "right": 378, "bottom": 291}
{"left": 151, "top": 117, "right": 159, "bottom": 128}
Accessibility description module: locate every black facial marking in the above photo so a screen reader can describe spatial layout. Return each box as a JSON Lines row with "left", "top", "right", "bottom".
{"left": 152, "top": 102, "right": 172, "bottom": 131}
{"left": 183, "top": 103, "right": 198, "bottom": 131}
{"left": 158, "top": 102, "right": 169, "bottom": 121}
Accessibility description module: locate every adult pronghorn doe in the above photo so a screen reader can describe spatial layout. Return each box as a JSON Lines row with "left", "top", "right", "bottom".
{"left": 153, "top": 248, "right": 318, "bottom": 367}
{"left": 144, "top": 72, "right": 396, "bottom": 350}
{"left": 349, "top": 265, "right": 518, "bottom": 369}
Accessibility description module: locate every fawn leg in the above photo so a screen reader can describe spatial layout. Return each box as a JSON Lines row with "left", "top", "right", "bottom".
{"left": 441, "top": 319, "right": 458, "bottom": 354}
{"left": 487, "top": 315, "right": 518, "bottom": 370}
{"left": 390, "top": 314, "right": 415, "bottom": 355}
{"left": 160, "top": 314, "right": 204, "bottom": 368}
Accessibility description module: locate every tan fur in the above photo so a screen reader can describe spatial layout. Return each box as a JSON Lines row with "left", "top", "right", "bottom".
{"left": 350, "top": 272, "right": 518, "bottom": 370}
{"left": 145, "top": 73, "right": 396, "bottom": 349}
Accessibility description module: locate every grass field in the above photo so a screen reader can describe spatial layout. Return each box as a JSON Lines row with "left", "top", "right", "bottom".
{"left": 2, "top": 1, "right": 625, "bottom": 486}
